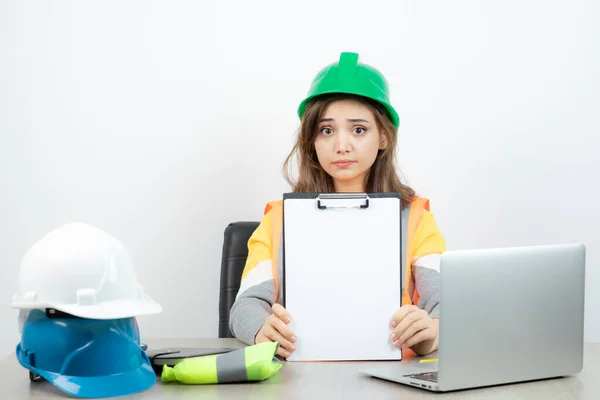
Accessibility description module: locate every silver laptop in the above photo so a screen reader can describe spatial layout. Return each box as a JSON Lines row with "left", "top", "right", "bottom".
{"left": 360, "top": 243, "right": 586, "bottom": 392}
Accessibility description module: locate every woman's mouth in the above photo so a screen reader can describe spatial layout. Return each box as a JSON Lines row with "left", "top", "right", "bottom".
{"left": 333, "top": 160, "right": 355, "bottom": 168}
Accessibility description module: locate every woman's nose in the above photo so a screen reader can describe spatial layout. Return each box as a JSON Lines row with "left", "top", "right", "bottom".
{"left": 335, "top": 132, "right": 351, "bottom": 154}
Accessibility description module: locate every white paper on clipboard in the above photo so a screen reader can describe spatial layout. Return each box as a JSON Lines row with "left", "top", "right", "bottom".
{"left": 282, "top": 193, "right": 402, "bottom": 361}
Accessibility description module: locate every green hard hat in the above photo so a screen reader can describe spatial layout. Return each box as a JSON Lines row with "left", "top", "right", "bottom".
{"left": 297, "top": 52, "right": 400, "bottom": 128}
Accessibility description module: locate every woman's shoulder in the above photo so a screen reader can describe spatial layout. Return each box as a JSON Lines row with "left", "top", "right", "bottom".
{"left": 263, "top": 199, "right": 283, "bottom": 215}
{"left": 409, "top": 195, "right": 430, "bottom": 211}
{"left": 409, "top": 195, "right": 441, "bottom": 226}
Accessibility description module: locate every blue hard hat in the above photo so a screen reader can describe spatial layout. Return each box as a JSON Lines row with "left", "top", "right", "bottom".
{"left": 16, "top": 309, "right": 156, "bottom": 398}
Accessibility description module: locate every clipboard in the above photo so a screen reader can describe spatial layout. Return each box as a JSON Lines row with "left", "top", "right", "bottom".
{"left": 282, "top": 192, "right": 402, "bottom": 361}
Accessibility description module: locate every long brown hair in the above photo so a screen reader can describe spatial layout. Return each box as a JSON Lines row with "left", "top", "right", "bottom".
{"left": 283, "top": 94, "right": 416, "bottom": 208}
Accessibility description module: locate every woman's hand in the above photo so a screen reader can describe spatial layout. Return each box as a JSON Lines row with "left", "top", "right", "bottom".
{"left": 255, "top": 304, "right": 297, "bottom": 358}
{"left": 389, "top": 305, "right": 439, "bottom": 355}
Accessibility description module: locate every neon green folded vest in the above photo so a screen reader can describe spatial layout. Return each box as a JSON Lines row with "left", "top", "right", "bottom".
{"left": 161, "top": 342, "right": 282, "bottom": 384}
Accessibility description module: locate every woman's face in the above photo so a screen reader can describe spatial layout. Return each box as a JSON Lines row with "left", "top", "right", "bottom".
{"left": 314, "top": 98, "right": 387, "bottom": 192}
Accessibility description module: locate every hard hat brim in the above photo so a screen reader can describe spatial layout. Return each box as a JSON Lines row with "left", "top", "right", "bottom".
{"left": 11, "top": 294, "right": 163, "bottom": 320}
{"left": 297, "top": 91, "right": 400, "bottom": 129}
{"left": 17, "top": 344, "right": 157, "bottom": 398}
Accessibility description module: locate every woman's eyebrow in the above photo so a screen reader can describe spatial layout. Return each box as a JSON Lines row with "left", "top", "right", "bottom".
{"left": 319, "top": 118, "right": 371, "bottom": 123}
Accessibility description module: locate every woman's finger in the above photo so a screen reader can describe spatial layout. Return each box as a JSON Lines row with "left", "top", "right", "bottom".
{"left": 272, "top": 316, "right": 297, "bottom": 344}
{"left": 392, "top": 309, "right": 423, "bottom": 339}
{"left": 402, "top": 327, "right": 435, "bottom": 349}
{"left": 266, "top": 327, "right": 296, "bottom": 357}
{"left": 272, "top": 304, "right": 292, "bottom": 323}
{"left": 390, "top": 305, "right": 418, "bottom": 327}
{"left": 394, "top": 318, "right": 428, "bottom": 348}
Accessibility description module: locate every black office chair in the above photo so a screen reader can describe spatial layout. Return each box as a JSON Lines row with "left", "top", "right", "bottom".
{"left": 218, "top": 221, "right": 260, "bottom": 338}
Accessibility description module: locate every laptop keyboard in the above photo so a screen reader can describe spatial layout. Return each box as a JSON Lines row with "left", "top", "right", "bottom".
{"left": 404, "top": 371, "right": 438, "bottom": 383}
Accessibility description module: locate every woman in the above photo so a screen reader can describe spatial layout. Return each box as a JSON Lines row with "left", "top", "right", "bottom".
{"left": 229, "top": 52, "right": 446, "bottom": 357}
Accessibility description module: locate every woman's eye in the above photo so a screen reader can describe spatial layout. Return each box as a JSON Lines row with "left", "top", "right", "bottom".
{"left": 354, "top": 127, "right": 366, "bottom": 134}
{"left": 320, "top": 127, "right": 333, "bottom": 135}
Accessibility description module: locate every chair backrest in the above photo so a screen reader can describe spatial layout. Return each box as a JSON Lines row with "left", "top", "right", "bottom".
{"left": 218, "top": 221, "right": 260, "bottom": 338}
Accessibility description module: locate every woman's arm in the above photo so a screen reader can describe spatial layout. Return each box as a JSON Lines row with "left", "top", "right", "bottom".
{"left": 228, "top": 210, "right": 277, "bottom": 345}
{"left": 409, "top": 210, "right": 446, "bottom": 355}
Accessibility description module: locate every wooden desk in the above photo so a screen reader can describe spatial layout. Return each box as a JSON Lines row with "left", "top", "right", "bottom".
{"left": 1, "top": 338, "right": 598, "bottom": 399}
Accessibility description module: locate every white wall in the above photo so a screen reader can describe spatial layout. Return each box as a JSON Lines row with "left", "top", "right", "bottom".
{"left": 1, "top": 0, "right": 598, "bottom": 358}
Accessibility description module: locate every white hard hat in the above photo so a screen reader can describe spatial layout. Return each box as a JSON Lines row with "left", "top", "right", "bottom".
{"left": 11, "top": 222, "right": 162, "bottom": 319}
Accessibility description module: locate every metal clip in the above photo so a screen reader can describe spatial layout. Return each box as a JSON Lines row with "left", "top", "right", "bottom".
{"left": 316, "top": 193, "right": 370, "bottom": 210}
